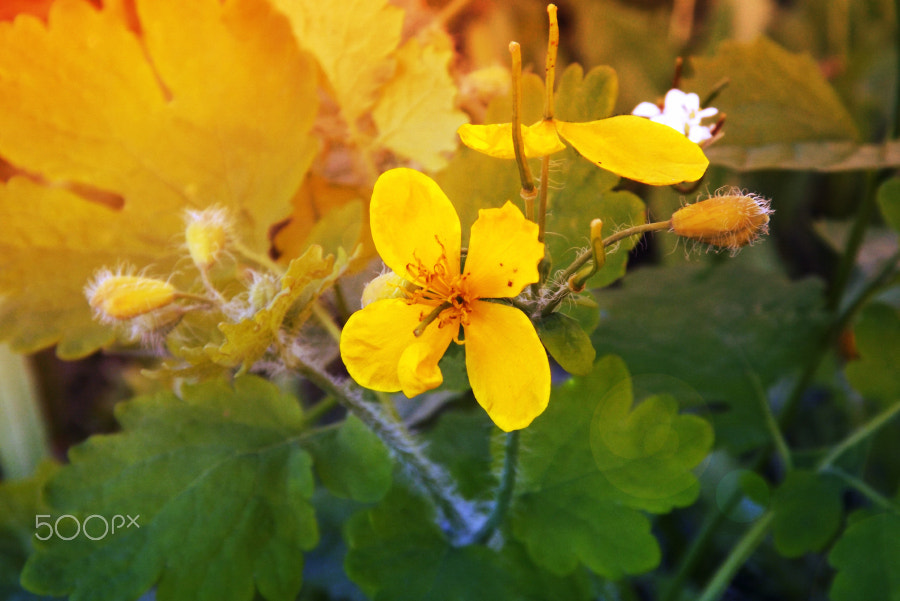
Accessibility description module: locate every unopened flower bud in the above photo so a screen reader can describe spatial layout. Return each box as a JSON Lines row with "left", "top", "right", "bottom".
{"left": 671, "top": 191, "right": 771, "bottom": 251}
{"left": 86, "top": 271, "right": 177, "bottom": 322}
{"left": 361, "top": 271, "right": 409, "bottom": 307}
{"left": 185, "top": 207, "right": 231, "bottom": 269}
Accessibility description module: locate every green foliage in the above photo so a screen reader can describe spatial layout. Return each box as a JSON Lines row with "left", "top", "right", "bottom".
{"left": 510, "top": 355, "right": 713, "bottom": 578}
{"left": 0, "top": 461, "right": 59, "bottom": 601}
{"left": 343, "top": 481, "right": 592, "bottom": 601}
{"left": 21, "top": 377, "right": 318, "bottom": 601}
{"left": 878, "top": 177, "right": 900, "bottom": 232}
{"left": 845, "top": 303, "right": 900, "bottom": 405}
{"left": 591, "top": 263, "right": 828, "bottom": 452}
{"left": 305, "top": 415, "right": 392, "bottom": 503}
{"left": 546, "top": 65, "right": 646, "bottom": 285}
{"left": 683, "top": 37, "right": 868, "bottom": 171}
{"left": 536, "top": 312, "right": 596, "bottom": 376}
{"left": 829, "top": 511, "right": 900, "bottom": 601}
{"left": 771, "top": 470, "right": 844, "bottom": 558}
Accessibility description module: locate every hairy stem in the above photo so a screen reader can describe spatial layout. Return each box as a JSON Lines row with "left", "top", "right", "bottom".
{"left": 285, "top": 351, "right": 473, "bottom": 539}
{"left": 471, "top": 430, "right": 520, "bottom": 545}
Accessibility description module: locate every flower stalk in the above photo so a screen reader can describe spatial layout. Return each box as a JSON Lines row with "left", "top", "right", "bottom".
{"left": 284, "top": 347, "right": 475, "bottom": 539}
{"left": 470, "top": 429, "right": 521, "bottom": 545}
{"left": 509, "top": 41, "right": 536, "bottom": 218}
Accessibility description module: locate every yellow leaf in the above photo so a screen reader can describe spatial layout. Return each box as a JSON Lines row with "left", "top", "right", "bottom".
{"left": 372, "top": 36, "right": 469, "bottom": 171}
{"left": 272, "top": 174, "right": 374, "bottom": 269}
{"left": 208, "top": 245, "right": 348, "bottom": 373}
{"left": 0, "top": 0, "right": 319, "bottom": 356}
{"left": 272, "top": 0, "right": 404, "bottom": 128}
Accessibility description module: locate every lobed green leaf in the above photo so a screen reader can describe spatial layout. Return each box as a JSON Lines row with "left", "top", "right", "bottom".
{"left": 21, "top": 377, "right": 317, "bottom": 601}
{"left": 510, "top": 355, "right": 712, "bottom": 578}
{"left": 829, "top": 511, "right": 900, "bottom": 601}
{"left": 845, "top": 303, "right": 900, "bottom": 406}
{"left": 591, "top": 264, "right": 828, "bottom": 453}
{"left": 770, "top": 470, "right": 843, "bottom": 558}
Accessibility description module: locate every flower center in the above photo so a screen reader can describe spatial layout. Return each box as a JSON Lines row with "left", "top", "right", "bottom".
{"left": 405, "top": 238, "right": 474, "bottom": 332}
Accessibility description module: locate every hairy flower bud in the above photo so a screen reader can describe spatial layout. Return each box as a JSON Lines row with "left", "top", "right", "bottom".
{"left": 185, "top": 207, "right": 231, "bottom": 269}
{"left": 86, "top": 271, "right": 177, "bottom": 322}
{"left": 671, "top": 190, "right": 771, "bottom": 252}
{"left": 360, "top": 271, "right": 409, "bottom": 307}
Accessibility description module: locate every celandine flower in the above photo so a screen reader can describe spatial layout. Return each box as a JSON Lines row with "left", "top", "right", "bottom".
{"left": 340, "top": 168, "right": 550, "bottom": 431}
{"left": 632, "top": 89, "right": 718, "bottom": 144}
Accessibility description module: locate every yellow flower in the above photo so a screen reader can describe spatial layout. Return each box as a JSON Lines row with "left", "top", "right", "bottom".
{"left": 457, "top": 114, "right": 709, "bottom": 186}
{"left": 340, "top": 168, "right": 550, "bottom": 431}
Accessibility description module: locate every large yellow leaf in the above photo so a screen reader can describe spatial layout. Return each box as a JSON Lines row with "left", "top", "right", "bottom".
{"left": 0, "top": 0, "right": 319, "bottom": 357}
{"left": 372, "top": 36, "right": 468, "bottom": 171}
{"left": 272, "top": 0, "right": 404, "bottom": 129}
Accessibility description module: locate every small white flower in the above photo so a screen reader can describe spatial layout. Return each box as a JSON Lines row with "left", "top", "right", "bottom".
{"left": 632, "top": 89, "right": 718, "bottom": 144}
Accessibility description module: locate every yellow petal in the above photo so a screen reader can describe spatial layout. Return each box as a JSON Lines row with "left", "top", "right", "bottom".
{"left": 397, "top": 327, "right": 455, "bottom": 397}
{"left": 340, "top": 298, "right": 455, "bottom": 396}
{"left": 457, "top": 120, "right": 565, "bottom": 159}
{"left": 524, "top": 119, "right": 567, "bottom": 157}
{"left": 339, "top": 298, "right": 421, "bottom": 392}
{"left": 555, "top": 116, "right": 709, "bottom": 185}
{"left": 370, "top": 168, "right": 461, "bottom": 281}
{"left": 457, "top": 123, "right": 520, "bottom": 159}
{"left": 464, "top": 301, "right": 550, "bottom": 431}
{"left": 464, "top": 201, "right": 543, "bottom": 298}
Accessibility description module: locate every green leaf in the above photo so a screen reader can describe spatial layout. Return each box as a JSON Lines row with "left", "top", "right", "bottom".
{"left": 829, "top": 511, "right": 900, "bottom": 601}
{"left": 555, "top": 64, "right": 618, "bottom": 122}
{"left": 545, "top": 64, "right": 646, "bottom": 284}
{"left": 536, "top": 312, "right": 596, "bottom": 375}
{"left": 683, "top": 37, "right": 859, "bottom": 173}
{"left": 771, "top": 470, "right": 843, "bottom": 558}
{"left": 877, "top": 177, "right": 900, "bottom": 233}
{"left": 343, "top": 481, "right": 591, "bottom": 601}
{"left": 845, "top": 303, "right": 900, "bottom": 405}
{"left": 21, "top": 376, "right": 317, "bottom": 601}
{"left": 591, "top": 264, "right": 828, "bottom": 453}
{"left": 306, "top": 415, "right": 392, "bottom": 503}
{"left": 423, "top": 410, "right": 496, "bottom": 501}
{"left": 546, "top": 178, "right": 645, "bottom": 287}
{"left": 0, "top": 461, "right": 59, "bottom": 601}
{"left": 704, "top": 140, "right": 900, "bottom": 172}
{"left": 510, "top": 355, "right": 712, "bottom": 578}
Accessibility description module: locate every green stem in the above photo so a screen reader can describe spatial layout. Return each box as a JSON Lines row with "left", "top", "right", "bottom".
{"left": 0, "top": 346, "right": 50, "bottom": 479}
{"left": 284, "top": 350, "right": 474, "bottom": 539}
{"left": 662, "top": 487, "right": 742, "bottom": 601}
{"left": 778, "top": 248, "right": 900, "bottom": 432}
{"left": 817, "top": 399, "right": 900, "bottom": 470}
{"left": 300, "top": 394, "right": 339, "bottom": 427}
{"left": 827, "top": 172, "right": 879, "bottom": 311}
{"left": 747, "top": 367, "right": 793, "bottom": 472}
{"left": 543, "top": 221, "right": 672, "bottom": 316}
{"left": 824, "top": 467, "right": 900, "bottom": 513}
{"left": 471, "top": 430, "right": 520, "bottom": 545}
{"left": 695, "top": 511, "right": 775, "bottom": 601}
